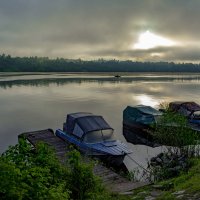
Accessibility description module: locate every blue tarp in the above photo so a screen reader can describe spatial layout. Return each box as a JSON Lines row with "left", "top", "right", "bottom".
{"left": 66, "top": 112, "right": 113, "bottom": 136}
{"left": 135, "top": 105, "right": 162, "bottom": 115}
{"left": 66, "top": 112, "right": 93, "bottom": 134}
{"left": 123, "top": 105, "right": 162, "bottom": 125}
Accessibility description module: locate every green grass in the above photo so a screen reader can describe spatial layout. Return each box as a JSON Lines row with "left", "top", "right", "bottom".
{"left": 153, "top": 158, "right": 200, "bottom": 199}
{"left": 117, "top": 158, "right": 200, "bottom": 200}
{"left": 160, "top": 158, "right": 200, "bottom": 193}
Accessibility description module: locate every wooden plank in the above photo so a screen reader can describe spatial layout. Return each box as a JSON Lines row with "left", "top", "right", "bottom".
{"left": 110, "top": 181, "right": 149, "bottom": 193}
{"left": 22, "top": 129, "right": 53, "bottom": 139}
{"left": 29, "top": 136, "right": 62, "bottom": 143}
{"left": 101, "top": 173, "right": 119, "bottom": 182}
{"left": 53, "top": 146, "right": 68, "bottom": 151}
{"left": 55, "top": 150, "right": 68, "bottom": 156}
{"left": 27, "top": 138, "right": 68, "bottom": 148}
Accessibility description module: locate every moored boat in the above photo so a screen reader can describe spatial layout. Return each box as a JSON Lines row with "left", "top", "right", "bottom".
{"left": 169, "top": 101, "right": 200, "bottom": 131}
{"left": 123, "top": 105, "right": 162, "bottom": 147}
{"left": 55, "top": 112, "right": 132, "bottom": 167}
{"left": 123, "top": 102, "right": 200, "bottom": 147}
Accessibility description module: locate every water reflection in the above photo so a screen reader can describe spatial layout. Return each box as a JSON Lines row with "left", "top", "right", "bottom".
{"left": 0, "top": 72, "right": 200, "bottom": 89}
{"left": 135, "top": 94, "right": 159, "bottom": 107}
{"left": 0, "top": 73, "right": 200, "bottom": 179}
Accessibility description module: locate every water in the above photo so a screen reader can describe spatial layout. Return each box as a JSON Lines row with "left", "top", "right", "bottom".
{"left": 1, "top": 72, "right": 200, "bottom": 179}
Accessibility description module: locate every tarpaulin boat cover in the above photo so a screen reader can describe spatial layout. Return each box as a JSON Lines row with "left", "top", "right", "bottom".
{"left": 169, "top": 102, "right": 200, "bottom": 113}
{"left": 66, "top": 112, "right": 113, "bottom": 138}
{"left": 123, "top": 105, "right": 162, "bottom": 125}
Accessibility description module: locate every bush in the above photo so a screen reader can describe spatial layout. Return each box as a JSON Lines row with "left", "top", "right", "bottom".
{"left": 67, "top": 150, "right": 106, "bottom": 200}
{"left": 0, "top": 139, "right": 70, "bottom": 200}
{"left": 153, "top": 110, "right": 200, "bottom": 157}
{"left": 0, "top": 139, "right": 110, "bottom": 200}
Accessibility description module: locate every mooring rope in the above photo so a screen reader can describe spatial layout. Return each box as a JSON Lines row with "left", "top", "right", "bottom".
{"left": 126, "top": 154, "right": 151, "bottom": 174}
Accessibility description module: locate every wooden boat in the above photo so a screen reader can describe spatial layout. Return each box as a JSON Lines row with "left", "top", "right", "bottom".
{"left": 55, "top": 112, "right": 132, "bottom": 166}
{"left": 123, "top": 105, "right": 162, "bottom": 147}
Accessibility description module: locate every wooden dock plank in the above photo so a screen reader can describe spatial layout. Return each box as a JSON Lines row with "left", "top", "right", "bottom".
{"left": 18, "top": 129, "right": 149, "bottom": 193}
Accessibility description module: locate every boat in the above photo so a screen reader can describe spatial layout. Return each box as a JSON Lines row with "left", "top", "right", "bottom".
{"left": 55, "top": 112, "right": 132, "bottom": 167}
{"left": 123, "top": 105, "right": 162, "bottom": 147}
{"left": 122, "top": 102, "right": 200, "bottom": 147}
{"left": 169, "top": 101, "right": 200, "bottom": 131}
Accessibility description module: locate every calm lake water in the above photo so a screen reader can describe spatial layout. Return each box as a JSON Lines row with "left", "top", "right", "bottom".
{"left": 1, "top": 72, "right": 200, "bottom": 178}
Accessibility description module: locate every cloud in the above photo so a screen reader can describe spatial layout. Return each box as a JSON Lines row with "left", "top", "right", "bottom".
{"left": 0, "top": 0, "right": 200, "bottom": 62}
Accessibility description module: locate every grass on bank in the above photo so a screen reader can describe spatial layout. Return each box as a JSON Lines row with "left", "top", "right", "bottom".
{"left": 158, "top": 158, "right": 200, "bottom": 197}
{"left": 130, "top": 158, "right": 200, "bottom": 200}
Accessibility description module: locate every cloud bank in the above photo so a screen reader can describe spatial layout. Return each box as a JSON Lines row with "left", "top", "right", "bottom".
{"left": 0, "top": 0, "right": 200, "bottom": 62}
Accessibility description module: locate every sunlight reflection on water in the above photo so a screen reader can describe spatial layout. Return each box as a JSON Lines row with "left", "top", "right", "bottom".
{"left": 135, "top": 94, "right": 159, "bottom": 107}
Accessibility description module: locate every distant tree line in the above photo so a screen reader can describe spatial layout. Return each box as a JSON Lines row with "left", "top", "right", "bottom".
{"left": 0, "top": 54, "right": 200, "bottom": 72}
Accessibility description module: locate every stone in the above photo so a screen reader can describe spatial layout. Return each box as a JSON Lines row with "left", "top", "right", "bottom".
{"left": 155, "top": 157, "right": 162, "bottom": 164}
{"left": 172, "top": 190, "right": 185, "bottom": 195}
{"left": 162, "top": 156, "right": 170, "bottom": 164}
{"left": 178, "top": 155, "right": 186, "bottom": 161}
{"left": 137, "top": 191, "right": 147, "bottom": 196}
{"left": 176, "top": 194, "right": 184, "bottom": 199}
{"left": 150, "top": 190, "right": 162, "bottom": 197}
{"left": 173, "top": 166, "right": 182, "bottom": 171}
{"left": 157, "top": 153, "right": 164, "bottom": 158}
{"left": 152, "top": 184, "right": 163, "bottom": 189}
{"left": 145, "top": 196, "right": 155, "bottom": 200}
{"left": 150, "top": 157, "right": 157, "bottom": 162}
{"left": 131, "top": 196, "right": 138, "bottom": 199}
{"left": 120, "top": 191, "right": 133, "bottom": 195}
{"left": 150, "top": 161, "right": 157, "bottom": 166}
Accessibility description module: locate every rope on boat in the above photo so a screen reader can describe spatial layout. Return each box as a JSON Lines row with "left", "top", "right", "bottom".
{"left": 126, "top": 154, "right": 151, "bottom": 174}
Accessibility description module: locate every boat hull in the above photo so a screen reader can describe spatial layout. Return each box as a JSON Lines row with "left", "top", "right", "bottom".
{"left": 123, "top": 122, "right": 159, "bottom": 147}
{"left": 55, "top": 129, "right": 130, "bottom": 167}
{"left": 91, "top": 154, "right": 126, "bottom": 168}
{"left": 75, "top": 143, "right": 126, "bottom": 167}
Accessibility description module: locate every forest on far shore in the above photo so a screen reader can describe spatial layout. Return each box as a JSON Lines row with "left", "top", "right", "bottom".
{"left": 0, "top": 54, "right": 200, "bottom": 72}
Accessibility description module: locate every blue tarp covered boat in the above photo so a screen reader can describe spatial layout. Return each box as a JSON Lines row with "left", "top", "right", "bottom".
{"left": 55, "top": 112, "right": 132, "bottom": 166}
{"left": 123, "top": 105, "right": 162, "bottom": 147}
{"left": 123, "top": 103, "right": 200, "bottom": 147}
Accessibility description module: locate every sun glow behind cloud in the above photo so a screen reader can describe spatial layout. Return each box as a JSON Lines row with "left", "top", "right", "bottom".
{"left": 133, "top": 31, "right": 176, "bottom": 50}
{"left": 0, "top": 1, "right": 199, "bottom": 62}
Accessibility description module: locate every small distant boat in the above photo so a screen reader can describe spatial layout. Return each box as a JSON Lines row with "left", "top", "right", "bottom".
{"left": 114, "top": 74, "right": 121, "bottom": 78}
{"left": 55, "top": 112, "right": 132, "bottom": 166}
{"left": 123, "top": 105, "right": 162, "bottom": 147}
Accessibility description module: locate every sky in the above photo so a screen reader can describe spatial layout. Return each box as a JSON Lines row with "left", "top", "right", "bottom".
{"left": 0, "top": 0, "right": 200, "bottom": 62}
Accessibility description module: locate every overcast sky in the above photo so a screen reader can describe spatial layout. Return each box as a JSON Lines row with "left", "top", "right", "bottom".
{"left": 0, "top": 0, "right": 200, "bottom": 62}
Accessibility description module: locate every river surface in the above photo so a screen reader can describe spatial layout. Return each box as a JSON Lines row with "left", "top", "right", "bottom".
{"left": 1, "top": 72, "right": 200, "bottom": 179}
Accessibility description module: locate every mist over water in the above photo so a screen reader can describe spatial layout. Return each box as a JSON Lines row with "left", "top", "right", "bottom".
{"left": 0, "top": 72, "right": 200, "bottom": 179}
